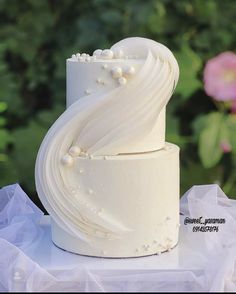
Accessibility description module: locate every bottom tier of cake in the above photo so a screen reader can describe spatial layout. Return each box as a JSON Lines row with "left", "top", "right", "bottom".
{"left": 51, "top": 143, "right": 180, "bottom": 258}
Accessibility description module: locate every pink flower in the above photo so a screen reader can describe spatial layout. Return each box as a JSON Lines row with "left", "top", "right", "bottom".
{"left": 204, "top": 51, "right": 236, "bottom": 101}
{"left": 220, "top": 140, "right": 232, "bottom": 153}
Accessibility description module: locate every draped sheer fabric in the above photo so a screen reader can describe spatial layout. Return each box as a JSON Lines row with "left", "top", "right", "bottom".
{"left": 0, "top": 183, "right": 236, "bottom": 292}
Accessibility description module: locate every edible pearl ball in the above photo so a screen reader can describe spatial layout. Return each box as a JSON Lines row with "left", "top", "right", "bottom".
{"left": 61, "top": 154, "right": 73, "bottom": 166}
{"left": 88, "top": 188, "right": 93, "bottom": 194}
{"left": 111, "top": 67, "right": 122, "bottom": 79}
{"left": 93, "top": 49, "right": 102, "bottom": 57}
{"left": 69, "top": 146, "right": 81, "bottom": 157}
{"left": 101, "top": 49, "right": 114, "bottom": 59}
{"left": 81, "top": 53, "right": 87, "bottom": 58}
{"left": 102, "top": 64, "right": 108, "bottom": 69}
{"left": 118, "top": 77, "right": 127, "bottom": 85}
{"left": 113, "top": 49, "right": 124, "bottom": 59}
{"left": 123, "top": 66, "right": 135, "bottom": 76}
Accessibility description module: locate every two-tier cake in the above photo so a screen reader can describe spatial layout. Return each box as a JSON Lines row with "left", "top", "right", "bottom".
{"left": 35, "top": 37, "right": 180, "bottom": 258}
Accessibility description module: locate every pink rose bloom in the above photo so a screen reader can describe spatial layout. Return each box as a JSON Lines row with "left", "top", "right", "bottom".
{"left": 204, "top": 51, "right": 236, "bottom": 101}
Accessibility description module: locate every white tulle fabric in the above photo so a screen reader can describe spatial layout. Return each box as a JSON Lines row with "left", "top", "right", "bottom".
{"left": 1, "top": 183, "right": 236, "bottom": 292}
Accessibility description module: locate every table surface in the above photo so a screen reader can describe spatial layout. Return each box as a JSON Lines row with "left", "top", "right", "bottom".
{"left": 22, "top": 216, "right": 204, "bottom": 273}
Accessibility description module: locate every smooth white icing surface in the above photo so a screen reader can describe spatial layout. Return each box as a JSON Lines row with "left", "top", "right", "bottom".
{"left": 51, "top": 143, "right": 180, "bottom": 257}
{"left": 35, "top": 37, "right": 180, "bottom": 257}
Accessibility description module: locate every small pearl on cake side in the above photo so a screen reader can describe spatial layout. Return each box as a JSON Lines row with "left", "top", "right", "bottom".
{"left": 123, "top": 65, "right": 135, "bottom": 76}
{"left": 88, "top": 188, "right": 93, "bottom": 195}
{"left": 102, "top": 49, "right": 114, "bottom": 59}
{"left": 96, "top": 77, "right": 102, "bottom": 84}
{"left": 69, "top": 146, "right": 81, "bottom": 157}
{"left": 97, "top": 208, "right": 104, "bottom": 215}
{"left": 61, "top": 154, "right": 73, "bottom": 166}
{"left": 93, "top": 49, "right": 102, "bottom": 57}
{"left": 102, "top": 64, "right": 108, "bottom": 69}
{"left": 143, "top": 244, "right": 150, "bottom": 251}
{"left": 118, "top": 77, "right": 127, "bottom": 85}
{"left": 111, "top": 66, "right": 122, "bottom": 79}
{"left": 71, "top": 189, "right": 76, "bottom": 195}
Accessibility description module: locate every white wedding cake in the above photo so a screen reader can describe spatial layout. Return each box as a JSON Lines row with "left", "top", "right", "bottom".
{"left": 35, "top": 37, "right": 180, "bottom": 258}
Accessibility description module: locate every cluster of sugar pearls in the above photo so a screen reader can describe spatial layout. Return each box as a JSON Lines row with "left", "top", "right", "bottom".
{"left": 110, "top": 64, "right": 136, "bottom": 86}
{"left": 71, "top": 53, "right": 96, "bottom": 62}
{"left": 93, "top": 48, "right": 124, "bottom": 60}
{"left": 92, "top": 49, "right": 136, "bottom": 85}
{"left": 71, "top": 48, "right": 138, "bottom": 63}
{"left": 93, "top": 48, "right": 138, "bottom": 60}
{"left": 61, "top": 145, "right": 81, "bottom": 166}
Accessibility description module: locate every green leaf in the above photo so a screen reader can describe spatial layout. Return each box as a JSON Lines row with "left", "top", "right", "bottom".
{"left": 0, "top": 159, "right": 18, "bottom": 186}
{"left": 0, "top": 117, "right": 6, "bottom": 127}
{"left": 0, "top": 129, "right": 13, "bottom": 150}
{"left": 36, "top": 105, "right": 64, "bottom": 126}
{"left": 181, "top": 161, "right": 222, "bottom": 195}
{"left": 198, "top": 112, "right": 228, "bottom": 168}
{"left": 174, "top": 45, "right": 202, "bottom": 100}
{"left": 0, "top": 102, "right": 7, "bottom": 113}
{"left": 227, "top": 114, "right": 236, "bottom": 153}
{"left": 192, "top": 114, "right": 208, "bottom": 143}
{"left": 12, "top": 121, "right": 47, "bottom": 191}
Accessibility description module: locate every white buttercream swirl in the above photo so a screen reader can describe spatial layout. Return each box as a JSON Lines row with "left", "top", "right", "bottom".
{"left": 35, "top": 37, "right": 179, "bottom": 241}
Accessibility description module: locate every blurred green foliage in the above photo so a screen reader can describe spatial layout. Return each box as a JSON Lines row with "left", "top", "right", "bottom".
{"left": 0, "top": 0, "right": 236, "bottom": 201}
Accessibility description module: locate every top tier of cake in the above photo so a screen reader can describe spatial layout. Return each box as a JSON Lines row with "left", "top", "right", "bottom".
{"left": 67, "top": 51, "right": 144, "bottom": 107}
{"left": 66, "top": 41, "right": 175, "bottom": 154}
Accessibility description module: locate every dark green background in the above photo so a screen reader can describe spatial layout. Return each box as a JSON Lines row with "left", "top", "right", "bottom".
{"left": 1, "top": 0, "right": 236, "bottom": 209}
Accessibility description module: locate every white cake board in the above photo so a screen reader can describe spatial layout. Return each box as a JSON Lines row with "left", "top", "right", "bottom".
{"left": 24, "top": 216, "right": 202, "bottom": 272}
